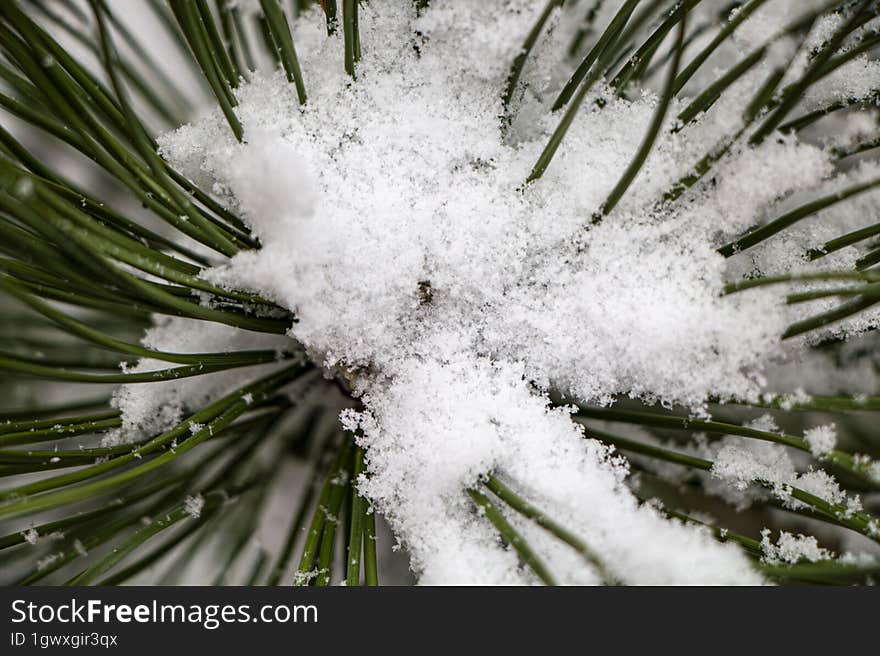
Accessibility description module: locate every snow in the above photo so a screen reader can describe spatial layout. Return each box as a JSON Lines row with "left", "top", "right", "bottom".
{"left": 627, "top": 414, "right": 862, "bottom": 515}
{"left": 106, "top": 317, "right": 292, "bottom": 444}
{"left": 712, "top": 440, "right": 797, "bottom": 493}
{"left": 36, "top": 554, "right": 60, "bottom": 571}
{"left": 184, "top": 494, "right": 205, "bottom": 520}
{"left": 166, "top": 2, "right": 793, "bottom": 413}
{"left": 747, "top": 414, "right": 780, "bottom": 434}
{"left": 760, "top": 529, "right": 832, "bottom": 564}
{"left": 803, "top": 424, "right": 837, "bottom": 458}
{"left": 136, "top": 1, "right": 880, "bottom": 583}
{"left": 854, "top": 454, "right": 880, "bottom": 484}
{"left": 345, "top": 355, "right": 760, "bottom": 584}
{"left": 711, "top": 439, "right": 863, "bottom": 515}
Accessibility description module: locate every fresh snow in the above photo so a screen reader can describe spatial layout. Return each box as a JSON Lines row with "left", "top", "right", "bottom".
{"left": 760, "top": 529, "right": 833, "bottom": 564}
{"left": 127, "top": 1, "right": 880, "bottom": 583}
{"left": 803, "top": 424, "right": 837, "bottom": 458}
{"left": 184, "top": 494, "right": 206, "bottom": 520}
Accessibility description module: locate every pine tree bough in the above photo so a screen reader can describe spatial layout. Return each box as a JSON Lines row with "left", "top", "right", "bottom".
{"left": 2, "top": 0, "right": 880, "bottom": 585}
